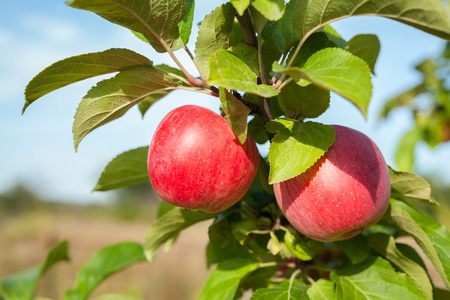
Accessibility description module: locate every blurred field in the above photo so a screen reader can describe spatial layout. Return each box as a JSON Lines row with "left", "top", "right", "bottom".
{"left": 0, "top": 186, "right": 212, "bottom": 300}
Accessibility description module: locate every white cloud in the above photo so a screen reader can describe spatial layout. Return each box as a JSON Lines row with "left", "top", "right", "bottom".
{"left": 20, "top": 13, "right": 81, "bottom": 43}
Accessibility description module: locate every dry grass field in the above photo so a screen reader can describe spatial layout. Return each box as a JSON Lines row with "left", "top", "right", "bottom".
{"left": 0, "top": 205, "right": 213, "bottom": 300}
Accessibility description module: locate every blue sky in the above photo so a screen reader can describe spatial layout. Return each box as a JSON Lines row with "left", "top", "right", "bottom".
{"left": 1, "top": 1, "right": 449, "bottom": 204}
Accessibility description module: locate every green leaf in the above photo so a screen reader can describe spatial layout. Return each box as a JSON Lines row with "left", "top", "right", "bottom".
{"left": 261, "top": 0, "right": 298, "bottom": 53}
{"left": 63, "top": 242, "right": 145, "bottom": 300}
{"left": 207, "top": 219, "right": 254, "bottom": 267}
{"left": 172, "top": 0, "right": 195, "bottom": 51}
{"left": 347, "top": 34, "right": 380, "bottom": 74}
{"left": 144, "top": 207, "right": 214, "bottom": 262}
{"left": 0, "top": 241, "right": 69, "bottom": 300}
{"left": 228, "top": 43, "right": 260, "bottom": 76}
{"left": 72, "top": 67, "right": 178, "bottom": 151}
{"left": 388, "top": 167, "right": 436, "bottom": 204}
{"left": 384, "top": 199, "right": 450, "bottom": 289}
{"left": 198, "top": 258, "right": 260, "bottom": 300}
{"left": 267, "top": 120, "right": 335, "bottom": 184}
{"left": 275, "top": 48, "right": 372, "bottom": 118}
{"left": 307, "top": 279, "right": 336, "bottom": 300}
{"left": 251, "top": 0, "right": 286, "bottom": 21}
{"left": 93, "top": 147, "right": 149, "bottom": 192}
{"left": 23, "top": 48, "right": 152, "bottom": 113}
{"left": 320, "top": 25, "right": 347, "bottom": 49}
{"left": 67, "top": 0, "right": 186, "bottom": 53}
{"left": 209, "top": 49, "right": 279, "bottom": 98}
{"left": 249, "top": 116, "right": 269, "bottom": 144}
{"left": 367, "top": 233, "right": 433, "bottom": 300}
{"left": 138, "top": 64, "right": 189, "bottom": 116}
{"left": 156, "top": 201, "right": 177, "bottom": 219}
{"left": 231, "top": 0, "right": 250, "bottom": 16}
{"left": 230, "top": 218, "right": 271, "bottom": 245}
{"left": 330, "top": 256, "right": 428, "bottom": 300}
{"left": 219, "top": 87, "right": 250, "bottom": 144}
{"left": 257, "top": 155, "right": 274, "bottom": 194}
{"left": 379, "top": 84, "right": 424, "bottom": 118}
{"left": 335, "top": 235, "right": 370, "bottom": 264}
{"left": 278, "top": 81, "right": 330, "bottom": 119}
{"left": 250, "top": 279, "right": 310, "bottom": 300}
{"left": 395, "top": 127, "right": 422, "bottom": 172}
{"left": 195, "top": 3, "right": 236, "bottom": 78}
{"left": 290, "top": 32, "right": 338, "bottom": 69}
{"left": 284, "top": 230, "right": 323, "bottom": 261}
{"left": 261, "top": 36, "right": 283, "bottom": 79}
{"left": 293, "top": 0, "right": 450, "bottom": 43}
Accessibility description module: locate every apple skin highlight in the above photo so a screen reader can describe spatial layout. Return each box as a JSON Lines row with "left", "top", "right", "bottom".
{"left": 148, "top": 105, "right": 259, "bottom": 213}
{"left": 274, "top": 125, "right": 391, "bottom": 242}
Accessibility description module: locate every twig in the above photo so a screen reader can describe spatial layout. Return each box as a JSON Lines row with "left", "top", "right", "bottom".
{"left": 235, "top": 10, "right": 258, "bottom": 48}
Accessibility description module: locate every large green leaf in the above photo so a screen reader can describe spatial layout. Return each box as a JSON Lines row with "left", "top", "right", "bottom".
{"left": 194, "top": 3, "right": 236, "bottom": 78}
{"left": 251, "top": 0, "right": 286, "bottom": 21}
{"left": 173, "top": 0, "right": 195, "bottom": 50}
{"left": 228, "top": 43, "right": 260, "bottom": 76}
{"left": 231, "top": 0, "right": 250, "bottom": 16}
{"left": 284, "top": 230, "right": 323, "bottom": 261}
{"left": 274, "top": 48, "right": 372, "bottom": 118}
{"left": 206, "top": 219, "right": 254, "bottom": 267}
{"left": 395, "top": 127, "right": 422, "bottom": 172}
{"left": 306, "top": 279, "right": 336, "bottom": 300}
{"left": 63, "top": 242, "right": 146, "bottom": 300}
{"left": 261, "top": 0, "right": 298, "bottom": 53}
{"left": 219, "top": 87, "right": 250, "bottom": 144}
{"left": 0, "top": 241, "right": 69, "bottom": 300}
{"left": 67, "top": 0, "right": 186, "bottom": 53}
{"left": 137, "top": 64, "right": 190, "bottom": 116}
{"left": 250, "top": 279, "right": 309, "bottom": 300}
{"left": 367, "top": 233, "right": 433, "bottom": 300}
{"left": 72, "top": 67, "right": 178, "bottom": 151}
{"left": 289, "top": 32, "right": 337, "bottom": 69}
{"left": 335, "top": 235, "right": 370, "bottom": 265}
{"left": 384, "top": 199, "right": 450, "bottom": 289}
{"left": 330, "top": 256, "right": 428, "bottom": 299}
{"left": 293, "top": 0, "right": 450, "bottom": 44}
{"left": 198, "top": 258, "right": 260, "bottom": 300}
{"left": 209, "top": 50, "right": 279, "bottom": 98}
{"left": 23, "top": 48, "right": 152, "bottom": 113}
{"left": 347, "top": 34, "right": 380, "bottom": 74}
{"left": 129, "top": 0, "right": 194, "bottom": 52}
{"left": 93, "top": 147, "right": 149, "bottom": 191}
{"left": 388, "top": 167, "right": 435, "bottom": 204}
{"left": 267, "top": 120, "right": 335, "bottom": 184}
{"left": 277, "top": 81, "right": 330, "bottom": 119}
{"left": 144, "top": 207, "right": 214, "bottom": 262}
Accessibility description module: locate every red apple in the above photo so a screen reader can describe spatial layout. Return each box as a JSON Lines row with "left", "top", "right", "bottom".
{"left": 274, "top": 125, "right": 391, "bottom": 242}
{"left": 147, "top": 105, "right": 259, "bottom": 213}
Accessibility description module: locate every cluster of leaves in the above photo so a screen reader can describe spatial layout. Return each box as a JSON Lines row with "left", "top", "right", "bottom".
{"left": 2, "top": 166, "right": 450, "bottom": 299}
{"left": 380, "top": 41, "right": 450, "bottom": 172}
{"left": 3, "top": 0, "right": 450, "bottom": 299}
